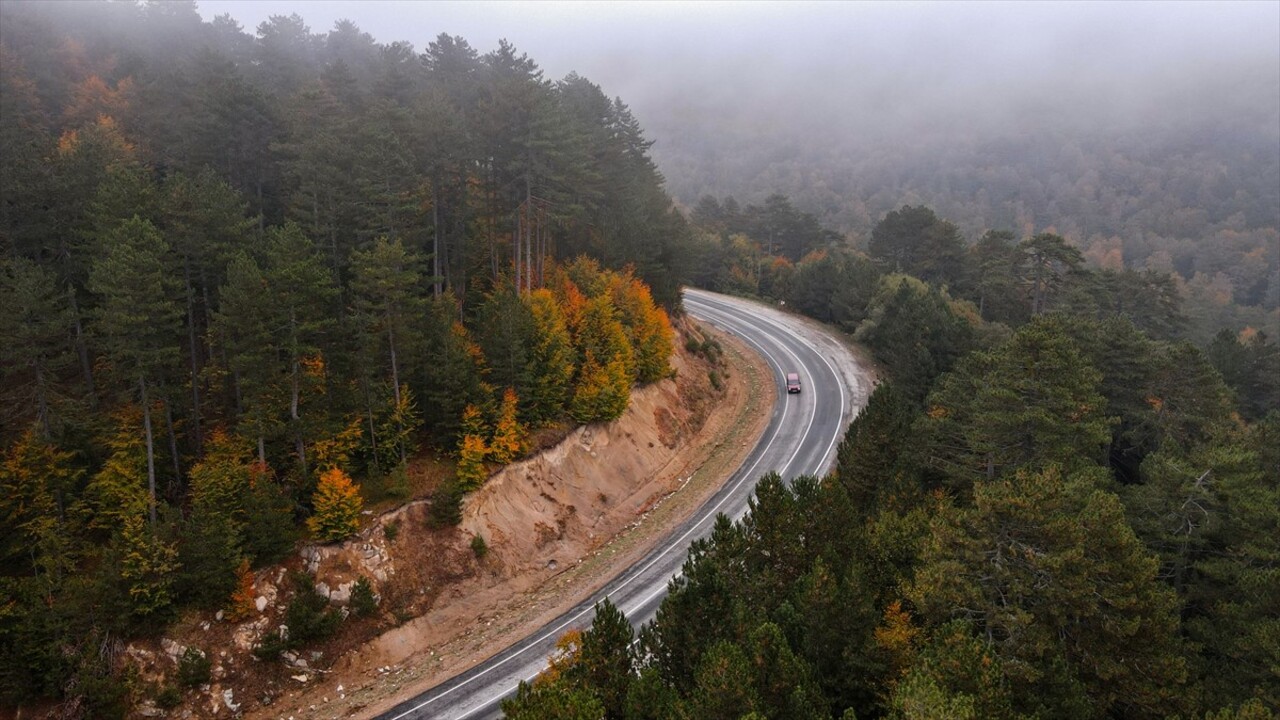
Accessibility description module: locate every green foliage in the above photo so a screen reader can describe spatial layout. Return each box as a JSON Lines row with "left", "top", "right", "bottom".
{"left": 428, "top": 481, "right": 464, "bottom": 529}
{"left": 921, "top": 315, "right": 1112, "bottom": 490}
{"left": 350, "top": 576, "right": 377, "bottom": 617}
{"left": 277, "top": 572, "right": 341, "bottom": 651}
{"left": 855, "top": 275, "right": 975, "bottom": 400}
{"left": 501, "top": 678, "right": 605, "bottom": 720}
{"left": 570, "top": 598, "right": 635, "bottom": 718}
{"left": 908, "top": 466, "right": 1189, "bottom": 717}
{"left": 118, "top": 513, "right": 181, "bottom": 621}
{"left": 470, "top": 534, "right": 489, "bottom": 559}
{"left": 0, "top": 259, "right": 76, "bottom": 435}
{"left": 868, "top": 205, "right": 970, "bottom": 292}
{"left": 177, "top": 647, "right": 211, "bottom": 688}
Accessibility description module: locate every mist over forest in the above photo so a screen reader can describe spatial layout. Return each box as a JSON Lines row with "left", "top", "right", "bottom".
{"left": 2, "top": 2, "right": 1279, "bottom": 719}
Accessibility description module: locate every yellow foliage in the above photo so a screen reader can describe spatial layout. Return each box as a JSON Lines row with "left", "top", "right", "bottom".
{"left": 875, "top": 600, "right": 920, "bottom": 679}
{"left": 311, "top": 415, "right": 364, "bottom": 472}
{"left": 489, "top": 388, "right": 528, "bottom": 464}
{"left": 301, "top": 353, "right": 326, "bottom": 380}
{"left": 307, "top": 466, "right": 363, "bottom": 542}
{"left": 226, "top": 558, "right": 256, "bottom": 622}
{"left": 537, "top": 628, "right": 583, "bottom": 686}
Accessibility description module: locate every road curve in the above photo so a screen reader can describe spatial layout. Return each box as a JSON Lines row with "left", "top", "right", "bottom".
{"left": 375, "top": 289, "right": 871, "bottom": 720}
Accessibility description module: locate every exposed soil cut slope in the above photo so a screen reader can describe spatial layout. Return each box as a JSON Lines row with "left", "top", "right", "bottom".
{"left": 123, "top": 317, "right": 771, "bottom": 720}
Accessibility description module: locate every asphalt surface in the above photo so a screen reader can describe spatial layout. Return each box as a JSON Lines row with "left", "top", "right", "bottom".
{"left": 375, "top": 289, "right": 867, "bottom": 720}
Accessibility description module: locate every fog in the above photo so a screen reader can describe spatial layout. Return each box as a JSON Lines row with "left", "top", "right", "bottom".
{"left": 196, "top": 1, "right": 1277, "bottom": 134}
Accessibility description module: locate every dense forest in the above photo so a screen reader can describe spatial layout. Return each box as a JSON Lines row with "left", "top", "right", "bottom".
{"left": 0, "top": 1, "right": 685, "bottom": 713}
{"left": 501, "top": 206, "right": 1279, "bottom": 718}
{"left": 650, "top": 93, "right": 1280, "bottom": 346}
{"left": 2, "top": 1, "right": 1277, "bottom": 718}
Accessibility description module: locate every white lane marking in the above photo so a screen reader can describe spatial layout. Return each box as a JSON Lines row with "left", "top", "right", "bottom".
{"left": 386, "top": 293, "right": 819, "bottom": 720}
{"left": 685, "top": 300, "right": 818, "bottom": 479}
{"left": 687, "top": 290, "right": 849, "bottom": 476}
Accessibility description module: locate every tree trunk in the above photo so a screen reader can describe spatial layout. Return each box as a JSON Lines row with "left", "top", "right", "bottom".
{"left": 35, "top": 363, "right": 50, "bottom": 438}
{"left": 432, "top": 181, "right": 442, "bottom": 298}
{"left": 290, "top": 311, "right": 308, "bottom": 478}
{"left": 388, "top": 322, "right": 407, "bottom": 464}
{"left": 184, "top": 261, "right": 203, "bottom": 452}
{"left": 164, "top": 396, "right": 181, "bottom": 497}
{"left": 69, "top": 287, "right": 95, "bottom": 403}
{"left": 141, "top": 377, "right": 158, "bottom": 526}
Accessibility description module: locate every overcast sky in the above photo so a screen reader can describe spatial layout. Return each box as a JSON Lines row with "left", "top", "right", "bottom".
{"left": 195, "top": 1, "right": 1280, "bottom": 144}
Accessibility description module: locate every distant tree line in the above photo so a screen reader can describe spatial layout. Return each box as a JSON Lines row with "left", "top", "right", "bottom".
{"left": 502, "top": 204, "right": 1279, "bottom": 719}
{"left": 0, "top": 1, "right": 682, "bottom": 713}
{"left": 658, "top": 118, "right": 1279, "bottom": 342}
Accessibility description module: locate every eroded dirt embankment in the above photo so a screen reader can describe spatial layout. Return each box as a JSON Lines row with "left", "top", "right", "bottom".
{"left": 128, "top": 317, "right": 771, "bottom": 720}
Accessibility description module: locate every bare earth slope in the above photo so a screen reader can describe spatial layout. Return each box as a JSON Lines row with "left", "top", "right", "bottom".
{"left": 125, "top": 317, "right": 772, "bottom": 720}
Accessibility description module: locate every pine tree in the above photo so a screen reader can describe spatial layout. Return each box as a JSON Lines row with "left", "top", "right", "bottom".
{"left": 261, "top": 222, "right": 338, "bottom": 478}
{"left": 922, "top": 315, "right": 1112, "bottom": 490}
{"left": 571, "top": 598, "right": 635, "bottom": 719}
{"left": 908, "top": 466, "right": 1189, "bottom": 717}
{"left": 88, "top": 216, "right": 183, "bottom": 525}
{"left": 306, "top": 466, "right": 363, "bottom": 542}
{"left": 213, "top": 251, "right": 280, "bottom": 463}
{"left": 0, "top": 259, "right": 76, "bottom": 436}
{"left": 350, "top": 238, "right": 426, "bottom": 463}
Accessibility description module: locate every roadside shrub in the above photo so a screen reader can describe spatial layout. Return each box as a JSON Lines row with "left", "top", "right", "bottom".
{"left": 282, "top": 572, "right": 342, "bottom": 647}
{"left": 428, "top": 481, "right": 463, "bottom": 528}
{"left": 351, "top": 577, "right": 377, "bottom": 617}
{"left": 384, "top": 521, "right": 399, "bottom": 542}
{"left": 176, "top": 647, "right": 210, "bottom": 688}
{"left": 155, "top": 684, "right": 182, "bottom": 708}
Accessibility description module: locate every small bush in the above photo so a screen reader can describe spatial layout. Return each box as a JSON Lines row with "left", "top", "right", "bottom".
{"left": 470, "top": 534, "right": 488, "bottom": 559}
{"left": 428, "top": 481, "right": 463, "bottom": 528}
{"left": 177, "top": 647, "right": 211, "bottom": 688}
{"left": 709, "top": 370, "right": 723, "bottom": 391}
{"left": 155, "top": 684, "right": 182, "bottom": 708}
{"left": 252, "top": 633, "right": 285, "bottom": 661}
{"left": 384, "top": 521, "right": 399, "bottom": 542}
{"left": 351, "top": 576, "right": 377, "bottom": 617}
{"left": 384, "top": 463, "right": 411, "bottom": 499}
{"left": 267, "top": 572, "right": 342, "bottom": 653}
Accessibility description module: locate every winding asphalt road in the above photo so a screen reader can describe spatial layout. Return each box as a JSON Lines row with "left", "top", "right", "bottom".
{"left": 375, "top": 289, "right": 870, "bottom": 720}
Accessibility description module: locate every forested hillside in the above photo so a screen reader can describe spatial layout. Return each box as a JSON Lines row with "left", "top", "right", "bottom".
{"left": 503, "top": 205, "right": 1279, "bottom": 719}
{"left": 653, "top": 99, "right": 1280, "bottom": 344}
{"left": 0, "top": 1, "right": 685, "bottom": 713}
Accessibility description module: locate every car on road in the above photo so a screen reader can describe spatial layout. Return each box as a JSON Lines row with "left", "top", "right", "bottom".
{"left": 786, "top": 372, "right": 801, "bottom": 393}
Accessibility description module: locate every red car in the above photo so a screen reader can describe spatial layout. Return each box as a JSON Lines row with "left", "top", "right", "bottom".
{"left": 786, "top": 372, "right": 802, "bottom": 393}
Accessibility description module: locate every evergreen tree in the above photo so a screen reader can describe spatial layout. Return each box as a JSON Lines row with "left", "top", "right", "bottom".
{"left": 0, "top": 258, "right": 76, "bottom": 436}
{"left": 88, "top": 216, "right": 183, "bottom": 524}
{"left": 350, "top": 237, "right": 427, "bottom": 463}
{"left": 571, "top": 598, "right": 635, "bottom": 719}
{"left": 922, "top": 315, "right": 1112, "bottom": 490}
{"left": 868, "top": 205, "right": 969, "bottom": 291}
{"left": 908, "top": 466, "right": 1189, "bottom": 718}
